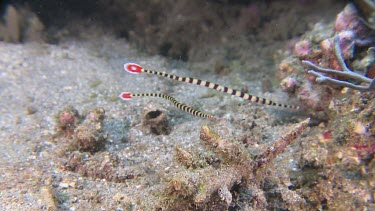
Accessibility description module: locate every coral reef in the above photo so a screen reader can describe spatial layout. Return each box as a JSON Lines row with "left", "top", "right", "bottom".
{"left": 277, "top": 3, "right": 374, "bottom": 112}
{"left": 157, "top": 118, "right": 310, "bottom": 210}
{"left": 303, "top": 34, "right": 375, "bottom": 91}
{"left": 290, "top": 91, "right": 375, "bottom": 210}
{"left": 275, "top": 3, "right": 375, "bottom": 209}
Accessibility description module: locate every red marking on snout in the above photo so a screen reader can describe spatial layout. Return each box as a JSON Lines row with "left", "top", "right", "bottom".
{"left": 124, "top": 63, "right": 143, "bottom": 74}
{"left": 119, "top": 92, "right": 132, "bottom": 100}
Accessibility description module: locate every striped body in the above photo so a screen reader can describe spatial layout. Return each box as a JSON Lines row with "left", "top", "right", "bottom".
{"left": 119, "top": 92, "right": 213, "bottom": 118}
{"left": 124, "top": 63, "right": 299, "bottom": 109}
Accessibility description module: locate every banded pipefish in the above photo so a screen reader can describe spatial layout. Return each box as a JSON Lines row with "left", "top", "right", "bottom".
{"left": 120, "top": 63, "right": 299, "bottom": 118}
{"left": 119, "top": 92, "right": 213, "bottom": 118}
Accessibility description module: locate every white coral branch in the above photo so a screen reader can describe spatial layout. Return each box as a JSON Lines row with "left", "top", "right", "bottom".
{"left": 302, "top": 34, "right": 375, "bottom": 91}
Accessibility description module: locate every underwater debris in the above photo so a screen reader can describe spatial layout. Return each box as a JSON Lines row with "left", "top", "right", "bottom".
{"left": 141, "top": 108, "right": 171, "bottom": 135}
{"left": 160, "top": 118, "right": 310, "bottom": 210}
{"left": 120, "top": 63, "right": 299, "bottom": 118}
{"left": 303, "top": 34, "right": 375, "bottom": 91}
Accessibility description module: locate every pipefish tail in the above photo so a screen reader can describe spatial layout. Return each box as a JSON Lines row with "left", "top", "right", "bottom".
{"left": 124, "top": 63, "right": 300, "bottom": 110}
{"left": 119, "top": 92, "right": 214, "bottom": 118}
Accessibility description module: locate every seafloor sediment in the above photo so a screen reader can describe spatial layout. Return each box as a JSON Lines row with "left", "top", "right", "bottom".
{"left": 1, "top": 1, "right": 374, "bottom": 210}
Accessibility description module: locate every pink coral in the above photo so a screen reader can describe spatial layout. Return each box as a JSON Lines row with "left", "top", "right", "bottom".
{"left": 280, "top": 76, "right": 298, "bottom": 93}
{"left": 56, "top": 106, "right": 80, "bottom": 137}
{"left": 320, "top": 30, "right": 356, "bottom": 70}
{"left": 293, "top": 40, "right": 312, "bottom": 59}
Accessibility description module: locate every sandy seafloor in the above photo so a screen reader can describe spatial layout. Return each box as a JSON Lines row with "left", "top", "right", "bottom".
{"left": 0, "top": 35, "right": 310, "bottom": 210}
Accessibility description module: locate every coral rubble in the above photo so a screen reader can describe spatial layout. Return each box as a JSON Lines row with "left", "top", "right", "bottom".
{"left": 157, "top": 118, "right": 310, "bottom": 210}
{"left": 73, "top": 107, "right": 106, "bottom": 153}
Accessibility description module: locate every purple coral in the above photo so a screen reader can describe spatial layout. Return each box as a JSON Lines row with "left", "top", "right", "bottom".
{"left": 303, "top": 34, "right": 375, "bottom": 91}
{"left": 294, "top": 40, "right": 312, "bottom": 59}
{"left": 280, "top": 76, "right": 298, "bottom": 93}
